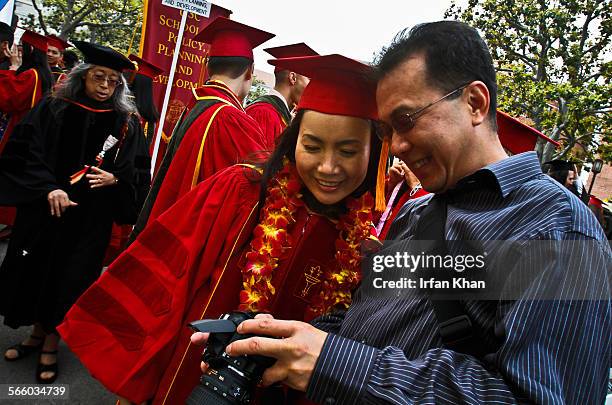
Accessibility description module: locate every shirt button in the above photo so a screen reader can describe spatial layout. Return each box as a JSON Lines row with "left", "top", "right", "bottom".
{"left": 324, "top": 398, "right": 336, "bottom": 404}
{"left": 361, "top": 339, "right": 367, "bottom": 344}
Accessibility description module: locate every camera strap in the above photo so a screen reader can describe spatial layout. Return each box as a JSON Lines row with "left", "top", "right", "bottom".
{"left": 412, "top": 195, "right": 487, "bottom": 359}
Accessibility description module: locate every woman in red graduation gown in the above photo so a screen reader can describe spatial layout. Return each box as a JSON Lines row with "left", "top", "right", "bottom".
{"left": 0, "top": 30, "right": 52, "bottom": 231}
{"left": 58, "top": 54, "right": 390, "bottom": 405}
{"left": 0, "top": 30, "right": 51, "bottom": 153}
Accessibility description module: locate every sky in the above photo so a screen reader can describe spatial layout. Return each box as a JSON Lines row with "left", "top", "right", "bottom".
{"left": 209, "top": 0, "right": 463, "bottom": 74}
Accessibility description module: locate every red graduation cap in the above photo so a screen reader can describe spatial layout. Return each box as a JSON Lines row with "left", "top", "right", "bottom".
{"left": 269, "top": 54, "right": 377, "bottom": 120}
{"left": 497, "top": 110, "right": 559, "bottom": 154}
{"left": 20, "top": 30, "right": 49, "bottom": 52}
{"left": 127, "top": 54, "right": 164, "bottom": 78}
{"left": 46, "top": 34, "right": 71, "bottom": 51}
{"left": 265, "top": 43, "right": 318, "bottom": 73}
{"left": 193, "top": 17, "right": 274, "bottom": 59}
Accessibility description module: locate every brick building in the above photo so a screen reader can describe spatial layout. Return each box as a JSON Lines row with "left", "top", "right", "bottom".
{"left": 586, "top": 163, "right": 612, "bottom": 201}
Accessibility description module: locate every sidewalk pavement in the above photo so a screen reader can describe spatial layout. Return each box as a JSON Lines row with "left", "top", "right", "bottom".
{"left": 0, "top": 240, "right": 116, "bottom": 404}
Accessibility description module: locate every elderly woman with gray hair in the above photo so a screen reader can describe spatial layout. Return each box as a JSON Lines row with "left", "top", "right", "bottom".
{"left": 0, "top": 41, "right": 150, "bottom": 384}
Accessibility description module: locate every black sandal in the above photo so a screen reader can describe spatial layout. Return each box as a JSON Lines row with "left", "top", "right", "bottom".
{"left": 36, "top": 350, "right": 58, "bottom": 384}
{"left": 3, "top": 335, "right": 44, "bottom": 362}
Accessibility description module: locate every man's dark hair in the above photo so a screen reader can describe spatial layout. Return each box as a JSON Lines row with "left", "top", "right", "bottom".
{"left": 376, "top": 21, "right": 497, "bottom": 129}
{"left": 207, "top": 56, "right": 253, "bottom": 79}
{"left": 0, "top": 22, "right": 14, "bottom": 47}
{"left": 274, "top": 69, "right": 289, "bottom": 85}
{"left": 62, "top": 50, "right": 80, "bottom": 70}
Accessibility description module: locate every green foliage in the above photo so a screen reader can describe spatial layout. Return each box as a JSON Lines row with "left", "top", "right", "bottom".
{"left": 446, "top": 0, "right": 612, "bottom": 164}
{"left": 20, "top": 0, "right": 143, "bottom": 55}
{"left": 246, "top": 77, "right": 269, "bottom": 104}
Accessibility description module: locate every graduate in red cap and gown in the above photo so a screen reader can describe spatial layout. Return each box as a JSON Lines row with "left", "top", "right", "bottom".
{"left": 377, "top": 110, "right": 560, "bottom": 239}
{"left": 246, "top": 43, "right": 318, "bottom": 148}
{"left": 0, "top": 41, "right": 149, "bottom": 384}
{"left": 0, "top": 30, "right": 53, "bottom": 231}
{"left": 58, "top": 53, "right": 389, "bottom": 405}
{"left": 0, "top": 30, "right": 52, "bottom": 153}
{"left": 129, "top": 17, "right": 272, "bottom": 242}
{"left": 46, "top": 34, "right": 71, "bottom": 83}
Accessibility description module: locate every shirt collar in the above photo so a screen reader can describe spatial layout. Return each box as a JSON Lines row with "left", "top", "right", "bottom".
{"left": 268, "top": 88, "right": 290, "bottom": 111}
{"left": 450, "top": 151, "right": 543, "bottom": 199}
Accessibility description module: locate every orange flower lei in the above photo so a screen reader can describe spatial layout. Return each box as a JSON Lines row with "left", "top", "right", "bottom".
{"left": 239, "top": 161, "right": 375, "bottom": 318}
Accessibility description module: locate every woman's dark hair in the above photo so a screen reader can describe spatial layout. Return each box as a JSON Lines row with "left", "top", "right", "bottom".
{"left": 547, "top": 170, "right": 569, "bottom": 186}
{"left": 0, "top": 22, "right": 13, "bottom": 47}
{"left": 256, "top": 110, "right": 383, "bottom": 215}
{"left": 129, "top": 74, "right": 160, "bottom": 122}
{"left": 62, "top": 50, "right": 80, "bottom": 70}
{"left": 16, "top": 43, "right": 52, "bottom": 96}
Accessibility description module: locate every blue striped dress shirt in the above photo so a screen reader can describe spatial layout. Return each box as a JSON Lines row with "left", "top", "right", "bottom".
{"left": 306, "top": 152, "right": 611, "bottom": 404}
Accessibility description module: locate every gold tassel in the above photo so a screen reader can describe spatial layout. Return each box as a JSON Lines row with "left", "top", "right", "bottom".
{"left": 375, "top": 136, "right": 390, "bottom": 212}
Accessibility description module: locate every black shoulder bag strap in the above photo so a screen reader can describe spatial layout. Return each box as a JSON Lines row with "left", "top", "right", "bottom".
{"left": 412, "top": 195, "right": 487, "bottom": 358}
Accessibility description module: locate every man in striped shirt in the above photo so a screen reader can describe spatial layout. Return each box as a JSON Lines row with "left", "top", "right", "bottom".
{"left": 193, "top": 21, "right": 611, "bottom": 404}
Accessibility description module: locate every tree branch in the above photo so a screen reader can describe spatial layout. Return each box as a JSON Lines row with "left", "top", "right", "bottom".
{"left": 504, "top": 48, "right": 537, "bottom": 72}
{"left": 73, "top": 3, "right": 95, "bottom": 20}
{"left": 30, "top": 0, "right": 48, "bottom": 34}
{"left": 78, "top": 22, "right": 133, "bottom": 29}
{"left": 61, "top": 4, "right": 97, "bottom": 34}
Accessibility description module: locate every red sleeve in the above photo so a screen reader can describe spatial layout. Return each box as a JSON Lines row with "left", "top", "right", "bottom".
{"left": 149, "top": 106, "right": 266, "bottom": 222}
{"left": 246, "top": 103, "right": 285, "bottom": 150}
{"left": 0, "top": 69, "right": 38, "bottom": 113}
{"left": 57, "top": 165, "right": 261, "bottom": 403}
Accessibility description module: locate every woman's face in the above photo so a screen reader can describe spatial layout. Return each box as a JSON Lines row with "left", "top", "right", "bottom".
{"left": 83, "top": 66, "right": 121, "bottom": 102}
{"left": 295, "top": 110, "right": 371, "bottom": 205}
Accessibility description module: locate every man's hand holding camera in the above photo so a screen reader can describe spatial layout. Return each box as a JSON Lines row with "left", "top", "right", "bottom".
{"left": 191, "top": 314, "right": 327, "bottom": 392}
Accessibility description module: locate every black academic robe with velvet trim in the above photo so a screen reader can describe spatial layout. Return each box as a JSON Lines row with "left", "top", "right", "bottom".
{"left": 0, "top": 95, "right": 150, "bottom": 331}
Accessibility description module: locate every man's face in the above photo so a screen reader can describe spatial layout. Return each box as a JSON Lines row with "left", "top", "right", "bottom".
{"left": 47, "top": 45, "right": 61, "bottom": 66}
{"left": 565, "top": 170, "right": 577, "bottom": 189}
{"left": 376, "top": 54, "right": 473, "bottom": 193}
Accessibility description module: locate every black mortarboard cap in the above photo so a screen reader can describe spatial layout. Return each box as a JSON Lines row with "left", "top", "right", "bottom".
{"left": 543, "top": 159, "right": 576, "bottom": 172}
{"left": 0, "top": 22, "right": 12, "bottom": 38}
{"left": 73, "top": 41, "right": 134, "bottom": 71}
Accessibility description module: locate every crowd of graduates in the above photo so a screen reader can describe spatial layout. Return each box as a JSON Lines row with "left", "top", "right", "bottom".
{"left": 0, "top": 14, "right": 609, "bottom": 405}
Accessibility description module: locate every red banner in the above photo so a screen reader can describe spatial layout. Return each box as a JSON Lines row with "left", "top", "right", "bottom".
{"left": 138, "top": 0, "right": 232, "bottom": 171}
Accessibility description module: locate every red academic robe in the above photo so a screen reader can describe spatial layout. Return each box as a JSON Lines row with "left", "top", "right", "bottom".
{"left": 0, "top": 68, "right": 43, "bottom": 153}
{"left": 146, "top": 81, "right": 266, "bottom": 224}
{"left": 59, "top": 165, "right": 357, "bottom": 404}
{"left": 0, "top": 68, "right": 43, "bottom": 226}
{"left": 246, "top": 96, "right": 289, "bottom": 149}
